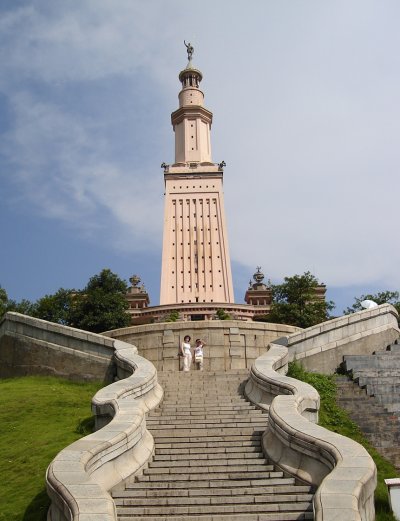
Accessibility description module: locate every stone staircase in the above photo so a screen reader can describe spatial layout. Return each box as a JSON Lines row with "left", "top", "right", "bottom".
{"left": 112, "top": 370, "right": 315, "bottom": 520}
{"left": 336, "top": 341, "right": 400, "bottom": 469}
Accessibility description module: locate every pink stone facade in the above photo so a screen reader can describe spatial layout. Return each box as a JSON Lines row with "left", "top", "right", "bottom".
{"left": 160, "top": 59, "right": 234, "bottom": 305}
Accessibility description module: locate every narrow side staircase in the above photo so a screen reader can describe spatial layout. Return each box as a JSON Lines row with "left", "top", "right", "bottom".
{"left": 336, "top": 340, "right": 400, "bottom": 470}
{"left": 112, "top": 370, "right": 314, "bottom": 521}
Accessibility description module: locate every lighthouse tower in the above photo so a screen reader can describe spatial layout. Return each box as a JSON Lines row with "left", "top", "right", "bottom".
{"left": 160, "top": 44, "right": 234, "bottom": 306}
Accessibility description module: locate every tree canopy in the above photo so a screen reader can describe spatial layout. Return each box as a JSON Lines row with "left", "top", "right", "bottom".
{"left": 344, "top": 290, "right": 400, "bottom": 316}
{"left": 68, "top": 269, "right": 131, "bottom": 333}
{"left": 0, "top": 286, "right": 36, "bottom": 318}
{"left": 1, "top": 269, "right": 131, "bottom": 333}
{"left": 257, "top": 271, "right": 335, "bottom": 329}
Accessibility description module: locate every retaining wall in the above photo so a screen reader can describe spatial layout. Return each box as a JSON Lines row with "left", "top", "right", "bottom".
{"left": 285, "top": 304, "right": 399, "bottom": 373}
{"left": 244, "top": 304, "right": 400, "bottom": 521}
{"left": 0, "top": 312, "right": 115, "bottom": 381}
{"left": 104, "top": 320, "right": 299, "bottom": 371}
{"left": 0, "top": 312, "right": 163, "bottom": 521}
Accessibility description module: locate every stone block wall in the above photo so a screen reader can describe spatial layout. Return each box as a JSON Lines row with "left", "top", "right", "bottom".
{"left": 0, "top": 312, "right": 118, "bottom": 382}
{"left": 285, "top": 304, "right": 400, "bottom": 373}
{"left": 103, "top": 320, "right": 300, "bottom": 371}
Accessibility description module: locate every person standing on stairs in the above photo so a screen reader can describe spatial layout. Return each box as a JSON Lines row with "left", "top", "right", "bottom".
{"left": 194, "top": 338, "right": 205, "bottom": 371}
{"left": 180, "top": 335, "right": 192, "bottom": 371}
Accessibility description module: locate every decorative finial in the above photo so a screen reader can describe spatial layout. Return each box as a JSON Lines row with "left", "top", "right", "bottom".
{"left": 129, "top": 275, "right": 141, "bottom": 287}
{"left": 253, "top": 267, "right": 265, "bottom": 284}
{"left": 184, "top": 40, "right": 194, "bottom": 62}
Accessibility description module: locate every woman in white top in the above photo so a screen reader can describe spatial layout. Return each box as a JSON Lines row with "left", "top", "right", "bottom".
{"left": 180, "top": 335, "right": 192, "bottom": 372}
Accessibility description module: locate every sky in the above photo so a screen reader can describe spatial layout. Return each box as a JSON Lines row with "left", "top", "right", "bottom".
{"left": 1, "top": 0, "right": 399, "bottom": 315}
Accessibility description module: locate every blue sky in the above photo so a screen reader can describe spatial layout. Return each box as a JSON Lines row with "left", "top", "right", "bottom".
{"left": 1, "top": 1, "right": 399, "bottom": 315}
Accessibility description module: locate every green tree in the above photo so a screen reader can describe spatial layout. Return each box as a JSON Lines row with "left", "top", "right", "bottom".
{"left": 165, "top": 310, "right": 180, "bottom": 322}
{"left": 344, "top": 291, "right": 400, "bottom": 315}
{"left": 33, "top": 288, "right": 75, "bottom": 325}
{"left": 69, "top": 269, "right": 131, "bottom": 333}
{"left": 257, "top": 271, "right": 335, "bottom": 328}
{"left": 216, "top": 308, "right": 231, "bottom": 320}
{"left": 0, "top": 285, "right": 35, "bottom": 319}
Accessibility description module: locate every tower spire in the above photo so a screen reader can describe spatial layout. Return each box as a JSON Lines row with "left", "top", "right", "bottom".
{"left": 171, "top": 43, "right": 212, "bottom": 165}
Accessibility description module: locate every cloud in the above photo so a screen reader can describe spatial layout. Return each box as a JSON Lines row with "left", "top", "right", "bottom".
{"left": 1, "top": 0, "right": 400, "bottom": 300}
{"left": 2, "top": 90, "right": 163, "bottom": 248}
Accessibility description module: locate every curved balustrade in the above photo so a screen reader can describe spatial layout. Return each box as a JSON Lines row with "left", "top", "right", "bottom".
{"left": 243, "top": 307, "right": 395, "bottom": 521}
{"left": 46, "top": 337, "right": 163, "bottom": 521}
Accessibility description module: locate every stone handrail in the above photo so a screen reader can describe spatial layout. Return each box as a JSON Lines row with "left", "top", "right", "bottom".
{"left": 0, "top": 312, "right": 166, "bottom": 521}
{"left": 284, "top": 303, "right": 400, "bottom": 373}
{"left": 46, "top": 338, "right": 163, "bottom": 520}
{"left": 243, "top": 307, "right": 394, "bottom": 521}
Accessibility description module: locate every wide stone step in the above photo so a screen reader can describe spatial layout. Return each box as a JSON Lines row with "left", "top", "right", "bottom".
{"left": 154, "top": 451, "right": 264, "bottom": 461}
{"left": 148, "top": 412, "right": 263, "bottom": 422}
{"left": 155, "top": 444, "right": 262, "bottom": 455}
{"left": 146, "top": 416, "right": 267, "bottom": 426}
{"left": 155, "top": 439, "right": 261, "bottom": 450}
{"left": 145, "top": 461, "right": 273, "bottom": 474}
{"left": 122, "top": 477, "right": 299, "bottom": 490}
{"left": 114, "top": 483, "right": 313, "bottom": 498}
{"left": 115, "top": 492, "right": 314, "bottom": 507}
{"left": 136, "top": 470, "right": 284, "bottom": 482}
{"left": 151, "top": 426, "right": 264, "bottom": 435}
{"left": 118, "top": 513, "right": 314, "bottom": 521}
{"left": 116, "top": 501, "right": 313, "bottom": 517}
{"left": 150, "top": 456, "right": 268, "bottom": 467}
{"left": 158, "top": 403, "right": 255, "bottom": 411}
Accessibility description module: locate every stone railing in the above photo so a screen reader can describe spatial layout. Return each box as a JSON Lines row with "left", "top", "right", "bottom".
{"left": 0, "top": 313, "right": 162, "bottom": 521}
{"left": 0, "top": 312, "right": 117, "bottom": 381}
{"left": 243, "top": 306, "right": 398, "bottom": 521}
{"left": 46, "top": 337, "right": 163, "bottom": 521}
{"left": 284, "top": 303, "right": 400, "bottom": 373}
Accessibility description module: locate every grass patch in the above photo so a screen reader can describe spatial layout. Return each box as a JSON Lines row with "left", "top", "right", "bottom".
{"left": 288, "top": 362, "right": 398, "bottom": 521}
{"left": 0, "top": 376, "right": 103, "bottom": 521}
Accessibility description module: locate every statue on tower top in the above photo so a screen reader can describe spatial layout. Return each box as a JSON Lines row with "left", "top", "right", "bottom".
{"left": 184, "top": 40, "right": 194, "bottom": 62}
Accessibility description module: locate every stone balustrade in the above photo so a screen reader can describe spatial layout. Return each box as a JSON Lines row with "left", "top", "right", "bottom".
{"left": 243, "top": 305, "right": 400, "bottom": 520}
{"left": 0, "top": 312, "right": 163, "bottom": 521}
{"left": 46, "top": 340, "right": 163, "bottom": 521}
{"left": 284, "top": 303, "right": 399, "bottom": 373}
{"left": 0, "top": 312, "right": 117, "bottom": 381}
